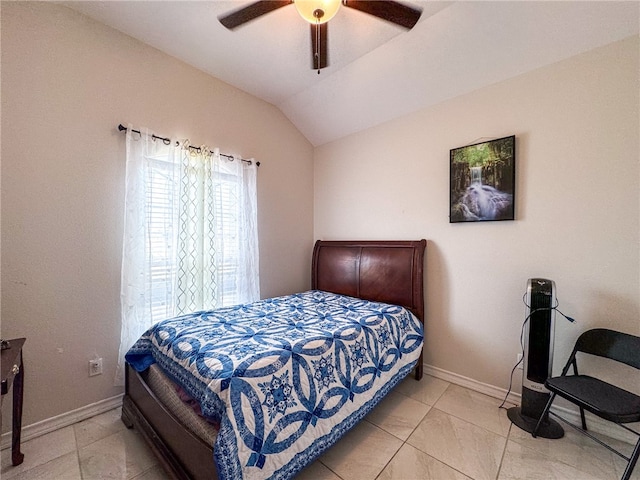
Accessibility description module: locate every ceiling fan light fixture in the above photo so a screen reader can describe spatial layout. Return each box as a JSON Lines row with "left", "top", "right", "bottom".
{"left": 294, "top": 0, "right": 341, "bottom": 24}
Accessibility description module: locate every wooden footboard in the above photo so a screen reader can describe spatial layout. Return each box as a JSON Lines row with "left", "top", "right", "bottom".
{"left": 122, "top": 364, "right": 217, "bottom": 480}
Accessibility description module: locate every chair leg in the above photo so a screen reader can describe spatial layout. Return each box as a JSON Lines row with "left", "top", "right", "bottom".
{"left": 532, "top": 392, "right": 556, "bottom": 438}
{"left": 579, "top": 407, "right": 587, "bottom": 431}
{"left": 621, "top": 437, "right": 640, "bottom": 480}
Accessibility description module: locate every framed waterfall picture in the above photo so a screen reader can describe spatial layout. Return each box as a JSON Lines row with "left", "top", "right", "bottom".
{"left": 449, "top": 135, "right": 516, "bottom": 223}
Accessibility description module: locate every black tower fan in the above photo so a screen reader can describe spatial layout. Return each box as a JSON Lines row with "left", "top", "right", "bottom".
{"left": 507, "top": 278, "right": 564, "bottom": 438}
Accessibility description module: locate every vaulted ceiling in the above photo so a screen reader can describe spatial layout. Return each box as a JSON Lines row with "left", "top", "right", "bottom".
{"left": 62, "top": 1, "right": 639, "bottom": 146}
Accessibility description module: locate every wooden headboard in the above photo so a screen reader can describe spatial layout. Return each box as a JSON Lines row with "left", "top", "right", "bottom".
{"left": 311, "top": 240, "right": 427, "bottom": 322}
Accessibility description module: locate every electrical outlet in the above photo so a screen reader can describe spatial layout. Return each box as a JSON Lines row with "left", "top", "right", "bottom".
{"left": 517, "top": 353, "right": 523, "bottom": 369}
{"left": 89, "top": 358, "right": 103, "bottom": 376}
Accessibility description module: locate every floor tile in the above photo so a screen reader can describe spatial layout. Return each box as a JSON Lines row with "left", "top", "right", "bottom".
{"left": 296, "top": 460, "right": 342, "bottom": 480}
{"left": 365, "top": 390, "right": 431, "bottom": 440}
{"left": 377, "top": 443, "right": 471, "bottom": 480}
{"left": 576, "top": 430, "right": 640, "bottom": 480}
{"left": 78, "top": 429, "right": 158, "bottom": 480}
{"left": 130, "top": 464, "right": 172, "bottom": 480}
{"left": 74, "top": 407, "right": 127, "bottom": 448}
{"left": 0, "top": 425, "right": 77, "bottom": 479}
{"left": 407, "top": 408, "right": 506, "bottom": 480}
{"left": 5, "top": 381, "right": 637, "bottom": 480}
{"left": 613, "top": 454, "right": 640, "bottom": 480}
{"left": 394, "top": 374, "right": 450, "bottom": 406}
{"left": 320, "top": 421, "right": 403, "bottom": 480}
{"left": 2, "top": 451, "right": 81, "bottom": 480}
{"left": 434, "top": 383, "right": 513, "bottom": 437}
{"left": 509, "top": 421, "right": 623, "bottom": 479}
{"left": 498, "top": 439, "right": 612, "bottom": 480}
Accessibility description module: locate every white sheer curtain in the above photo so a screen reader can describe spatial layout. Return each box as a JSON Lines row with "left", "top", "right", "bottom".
{"left": 115, "top": 126, "right": 259, "bottom": 384}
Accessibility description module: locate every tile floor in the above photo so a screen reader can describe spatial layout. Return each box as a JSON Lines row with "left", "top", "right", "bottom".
{"left": 1, "top": 374, "right": 638, "bottom": 480}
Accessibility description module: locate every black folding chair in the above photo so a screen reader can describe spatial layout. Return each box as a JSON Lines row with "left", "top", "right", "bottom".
{"left": 533, "top": 328, "right": 640, "bottom": 480}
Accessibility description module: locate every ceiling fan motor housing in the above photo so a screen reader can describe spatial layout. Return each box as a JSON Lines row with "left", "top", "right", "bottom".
{"left": 218, "top": 0, "right": 422, "bottom": 70}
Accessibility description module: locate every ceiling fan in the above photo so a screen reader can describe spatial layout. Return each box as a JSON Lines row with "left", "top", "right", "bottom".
{"left": 218, "top": 0, "right": 422, "bottom": 72}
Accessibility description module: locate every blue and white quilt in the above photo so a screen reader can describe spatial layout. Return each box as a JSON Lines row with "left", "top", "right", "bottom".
{"left": 126, "top": 290, "right": 424, "bottom": 480}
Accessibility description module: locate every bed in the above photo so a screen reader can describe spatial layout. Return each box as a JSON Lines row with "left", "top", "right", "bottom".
{"left": 121, "top": 239, "right": 427, "bottom": 479}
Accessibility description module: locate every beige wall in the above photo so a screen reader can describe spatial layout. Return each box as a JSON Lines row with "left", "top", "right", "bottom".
{"left": 314, "top": 36, "right": 640, "bottom": 391}
{"left": 1, "top": 2, "right": 314, "bottom": 428}
{"left": 2, "top": 1, "right": 638, "bottom": 434}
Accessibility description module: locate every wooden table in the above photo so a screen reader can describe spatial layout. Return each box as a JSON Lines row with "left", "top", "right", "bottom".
{"left": 1, "top": 338, "right": 25, "bottom": 466}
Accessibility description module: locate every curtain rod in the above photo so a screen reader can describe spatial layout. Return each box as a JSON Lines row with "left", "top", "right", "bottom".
{"left": 117, "top": 124, "right": 259, "bottom": 167}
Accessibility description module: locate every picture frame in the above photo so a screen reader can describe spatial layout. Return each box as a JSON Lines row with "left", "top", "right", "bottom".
{"left": 449, "top": 135, "right": 516, "bottom": 223}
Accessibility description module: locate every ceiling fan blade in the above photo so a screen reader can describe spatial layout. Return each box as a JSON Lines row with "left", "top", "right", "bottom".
{"left": 310, "top": 22, "right": 328, "bottom": 71}
{"left": 219, "top": 0, "right": 292, "bottom": 30}
{"left": 343, "top": 0, "right": 422, "bottom": 29}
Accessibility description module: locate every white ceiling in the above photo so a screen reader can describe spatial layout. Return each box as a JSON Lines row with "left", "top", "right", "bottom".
{"left": 62, "top": 1, "right": 639, "bottom": 146}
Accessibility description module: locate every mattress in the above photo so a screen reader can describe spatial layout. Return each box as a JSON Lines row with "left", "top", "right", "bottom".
{"left": 145, "top": 363, "right": 218, "bottom": 446}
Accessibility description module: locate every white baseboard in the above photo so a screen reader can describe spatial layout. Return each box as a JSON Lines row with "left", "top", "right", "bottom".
{"left": 1, "top": 365, "right": 636, "bottom": 450}
{"left": 423, "top": 363, "right": 638, "bottom": 446}
{"left": 424, "top": 364, "right": 523, "bottom": 406}
{"left": 1, "top": 394, "right": 123, "bottom": 450}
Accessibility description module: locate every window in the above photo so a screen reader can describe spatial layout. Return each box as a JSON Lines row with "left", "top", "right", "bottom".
{"left": 145, "top": 154, "right": 179, "bottom": 322}
{"left": 116, "top": 128, "right": 259, "bottom": 384}
{"left": 143, "top": 151, "right": 255, "bottom": 323}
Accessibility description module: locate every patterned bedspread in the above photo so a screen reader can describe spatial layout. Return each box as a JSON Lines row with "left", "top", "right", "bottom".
{"left": 126, "top": 290, "right": 424, "bottom": 480}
